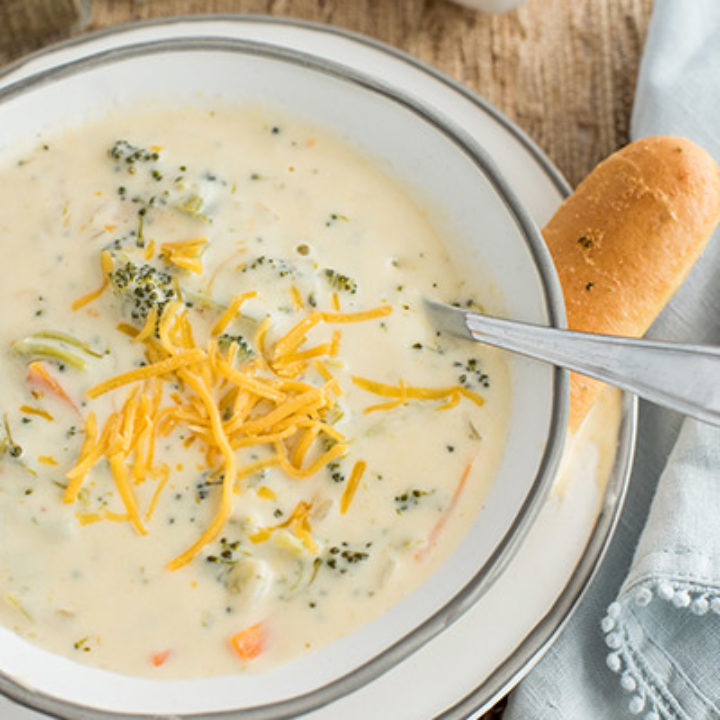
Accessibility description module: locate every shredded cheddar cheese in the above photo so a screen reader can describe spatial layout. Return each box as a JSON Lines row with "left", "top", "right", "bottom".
{"left": 340, "top": 460, "right": 366, "bottom": 514}
{"left": 352, "top": 376, "right": 485, "bottom": 410}
{"left": 256, "top": 485, "right": 276, "bottom": 501}
{"left": 249, "top": 501, "right": 317, "bottom": 553}
{"left": 290, "top": 285, "right": 304, "bottom": 311}
{"left": 273, "top": 312, "right": 323, "bottom": 360}
{"left": 19, "top": 405, "right": 54, "bottom": 421}
{"left": 235, "top": 456, "right": 282, "bottom": 487}
{"left": 211, "top": 291, "right": 257, "bottom": 336}
{"left": 71, "top": 281, "right": 108, "bottom": 311}
{"left": 62, "top": 285, "right": 482, "bottom": 573}
{"left": 160, "top": 237, "right": 209, "bottom": 275}
{"left": 108, "top": 453, "right": 147, "bottom": 536}
{"left": 86, "top": 349, "right": 205, "bottom": 398}
{"left": 132, "top": 306, "right": 158, "bottom": 344}
{"left": 71, "top": 250, "right": 113, "bottom": 311}
{"left": 144, "top": 239, "right": 156, "bottom": 261}
{"left": 166, "top": 369, "right": 237, "bottom": 571}
{"left": 64, "top": 411, "right": 98, "bottom": 503}
{"left": 76, "top": 510, "right": 131, "bottom": 526}
{"left": 144, "top": 465, "right": 170, "bottom": 522}
{"left": 320, "top": 305, "right": 392, "bottom": 324}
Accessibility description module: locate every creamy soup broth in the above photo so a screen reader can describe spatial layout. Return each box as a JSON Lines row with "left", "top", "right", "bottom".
{"left": 0, "top": 104, "right": 515, "bottom": 677}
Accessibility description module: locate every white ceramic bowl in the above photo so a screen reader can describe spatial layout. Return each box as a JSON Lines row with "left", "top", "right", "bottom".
{"left": 0, "top": 36, "right": 568, "bottom": 718}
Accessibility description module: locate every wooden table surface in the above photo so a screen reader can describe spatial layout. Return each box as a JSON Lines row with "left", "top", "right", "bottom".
{"left": 0, "top": 0, "right": 655, "bottom": 717}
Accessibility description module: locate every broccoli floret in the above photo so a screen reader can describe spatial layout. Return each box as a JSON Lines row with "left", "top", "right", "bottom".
{"left": 108, "top": 140, "right": 160, "bottom": 167}
{"left": 323, "top": 544, "right": 370, "bottom": 573}
{"left": 217, "top": 333, "right": 254, "bottom": 362}
{"left": 108, "top": 260, "right": 176, "bottom": 325}
{"left": 327, "top": 461, "right": 345, "bottom": 484}
{"left": 241, "top": 256, "right": 296, "bottom": 279}
{"left": 323, "top": 269, "right": 357, "bottom": 294}
{"left": 394, "top": 489, "right": 431, "bottom": 514}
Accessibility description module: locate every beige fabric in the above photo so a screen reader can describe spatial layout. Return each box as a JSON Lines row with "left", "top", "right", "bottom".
{"left": 0, "top": 0, "right": 655, "bottom": 715}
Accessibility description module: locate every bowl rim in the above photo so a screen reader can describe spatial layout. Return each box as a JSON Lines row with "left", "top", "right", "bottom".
{"left": 0, "top": 31, "right": 569, "bottom": 720}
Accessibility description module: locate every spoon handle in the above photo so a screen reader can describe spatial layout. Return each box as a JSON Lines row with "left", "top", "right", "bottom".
{"left": 428, "top": 301, "right": 720, "bottom": 425}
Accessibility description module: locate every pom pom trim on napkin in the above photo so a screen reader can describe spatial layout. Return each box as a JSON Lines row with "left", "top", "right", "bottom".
{"left": 603, "top": 578, "right": 720, "bottom": 719}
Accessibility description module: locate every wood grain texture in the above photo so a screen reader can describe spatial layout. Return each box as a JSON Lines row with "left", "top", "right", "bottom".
{"left": 0, "top": 0, "right": 88, "bottom": 53}
{"left": 0, "top": 1, "right": 655, "bottom": 716}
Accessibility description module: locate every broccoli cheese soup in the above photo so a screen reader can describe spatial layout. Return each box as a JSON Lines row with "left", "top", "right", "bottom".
{"left": 0, "top": 104, "right": 513, "bottom": 678}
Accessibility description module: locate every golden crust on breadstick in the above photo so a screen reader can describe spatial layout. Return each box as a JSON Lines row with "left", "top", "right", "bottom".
{"left": 541, "top": 136, "right": 720, "bottom": 430}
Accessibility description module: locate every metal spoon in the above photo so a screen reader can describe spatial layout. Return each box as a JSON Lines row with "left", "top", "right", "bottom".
{"left": 425, "top": 299, "right": 720, "bottom": 426}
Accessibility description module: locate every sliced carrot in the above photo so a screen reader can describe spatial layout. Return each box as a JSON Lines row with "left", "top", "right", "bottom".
{"left": 151, "top": 649, "right": 171, "bottom": 667}
{"left": 415, "top": 459, "right": 474, "bottom": 562}
{"left": 26, "top": 361, "right": 78, "bottom": 412}
{"left": 230, "top": 623, "right": 266, "bottom": 662}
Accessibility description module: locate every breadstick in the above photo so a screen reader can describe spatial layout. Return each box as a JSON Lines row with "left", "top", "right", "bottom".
{"left": 541, "top": 136, "right": 720, "bottom": 430}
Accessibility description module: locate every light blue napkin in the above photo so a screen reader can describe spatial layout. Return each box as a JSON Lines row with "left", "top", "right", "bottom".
{"left": 505, "top": 1, "right": 720, "bottom": 718}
